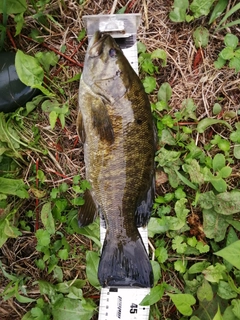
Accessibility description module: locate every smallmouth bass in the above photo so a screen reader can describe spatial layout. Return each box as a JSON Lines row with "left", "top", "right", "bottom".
{"left": 77, "top": 31, "right": 155, "bottom": 287}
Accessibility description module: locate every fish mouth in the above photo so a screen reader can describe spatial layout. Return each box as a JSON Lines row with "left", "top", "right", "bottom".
{"left": 88, "top": 31, "right": 110, "bottom": 57}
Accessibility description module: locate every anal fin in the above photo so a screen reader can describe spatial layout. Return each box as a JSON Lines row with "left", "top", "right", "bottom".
{"left": 135, "top": 177, "right": 155, "bottom": 227}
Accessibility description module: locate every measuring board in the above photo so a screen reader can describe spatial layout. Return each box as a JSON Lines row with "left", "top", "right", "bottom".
{"left": 82, "top": 14, "right": 151, "bottom": 320}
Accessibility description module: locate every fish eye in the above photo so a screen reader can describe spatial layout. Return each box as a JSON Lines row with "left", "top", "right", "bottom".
{"left": 109, "top": 48, "right": 117, "bottom": 57}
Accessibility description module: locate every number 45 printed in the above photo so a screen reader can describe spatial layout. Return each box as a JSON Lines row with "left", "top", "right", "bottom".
{"left": 130, "top": 303, "right": 138, "bottom": 314}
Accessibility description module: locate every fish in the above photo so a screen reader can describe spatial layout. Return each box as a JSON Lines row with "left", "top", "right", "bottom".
{"left": 77, "top": 31, "right": 155, "bottom": 288}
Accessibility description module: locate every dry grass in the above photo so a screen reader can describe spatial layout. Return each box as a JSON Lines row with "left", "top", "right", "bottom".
{"left": 0, "top": 0, "right": 240, "bottom": 319}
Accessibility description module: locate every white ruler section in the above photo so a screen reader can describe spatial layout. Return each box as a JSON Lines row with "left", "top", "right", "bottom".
{"left": 99, "top": 287, "right": 150, "bottom": 320}
{"left": 83, "top": 14, "right": 150, "bottom": 320}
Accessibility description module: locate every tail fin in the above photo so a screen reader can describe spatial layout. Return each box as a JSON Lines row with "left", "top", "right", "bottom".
{"left": 98, "top": 231, "right": 153, "bottom": 288}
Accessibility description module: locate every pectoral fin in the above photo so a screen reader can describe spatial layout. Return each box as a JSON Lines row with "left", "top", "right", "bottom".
{"left": 78, "top": 190, "right": 98, "bottom": 227}
{"left": 76, "top": 110, "right": 86, "bottom": 143}
{"left": 91, "top": 98, "right": 114, "bottom": 144}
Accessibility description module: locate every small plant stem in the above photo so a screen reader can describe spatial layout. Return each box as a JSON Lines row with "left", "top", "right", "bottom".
{"left": 35, "top": 158, "right": 39, "bottom": 231}
{"left": 126, "top": 0, "right": 138, "bottom": 13}
{"left": 7, "top": 29, "right": 17, "bottom": 49}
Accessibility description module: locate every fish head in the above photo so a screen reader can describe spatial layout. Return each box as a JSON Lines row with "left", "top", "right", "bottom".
{"left": 82, "top": 31, "right": 131, "bottom": 102}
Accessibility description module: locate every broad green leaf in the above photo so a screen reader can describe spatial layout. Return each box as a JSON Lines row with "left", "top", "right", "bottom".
{"left": 196, "top": 241, "right": 210, "bottom": 253}
{"left": 213, "top": 103, "right": 222, "bottom": 115}
{"left": 214, "top": 56, "right": 226, "bottom": 69}
{"left": 213, "top": 305, "right": 223, "bottom": 320}
{"left": 214, "top": 190, "right": 240, "bottom": 215}
{"left": 15, "top": 50, "right": 44, "bottom": 87}
{"left": 174, "top": 260, "right": 187, "bottom": 273}
{"left": 169, "top": 0, "right": 189, "bottom": 22}
{"left": 197, "top": 280, "right": 213, "bottom": 301}
{"left": 14, "top": 13, "right": 24, "bottom": 36}
{"left": 58, "top": 249, "right": 68, "bottom": 260}
{"left": 197, "top": 118, "right": 232, "bottom": 133}
{"left": 229, "top": 57, "right": 240, "bottom": 73}
{"left": 140, "top": 284, "right": 165, "bottom": 306}
{"left": 190, "top": 0, "right": 215, "bottom": 18}
{"left": 193, "top": 26, "right": 209, "bottom": 48}
{"left": 233, "top": 145, "right": 240, "bottom": 159}
{"left": 151, "top": 49, "right": 167, "bottom": 66}
{"left": 202, "top": 263, "right": 226, "bottom": 283}
{"left": 230, "top": 130, "right": 240, "bottom": 143}
{"left": 210, "top": 177, "right": 227, "bottom": 193}
{"left": 0, "top": 177, "right": 29, "bottom": 198}
{"left": 168, "top": 293, "right": 196, "bottom": 316}
{"left": 155, "top": 246, "right": 168, "bottom": 264}
{"left": 142, "top": 76, "right": 156, "bottom": 93}
{"left": 224, "top": 34, "right": 239, "bottom": 49}
{"left": 220, "top": 166, "right": 232, "bottom": 178}
{"left": 148, "top": 217, "right": 169, "bottom": 237}
{"left": 35, "top": 51, "right": 59, "bottom": 73}
{"left": 215, "top": 241, "right": 240, "bottom": 270}
{"left": 209, "top": 0, "right": 228, "bottom": 24}
{"left": 4, "top": 219, "right": 22, "bottom": 238}
{"left": 36, "top": 229, "right": 51, "bottom": 247}
{"left": 183, "top": 159, "right": 204, "bottom": 184}
{"left": 0, "top": 0, "right": 27, "bottom": 14}
{"left": 231, "top": 299, "right": 240, "bottom": 319}
{"left": 223, "top": 305, "right": 238, "bottom": 320}
{"left": 49, "top": 111, "right": 58, "bottom": 129}
{"left": 180, "top": 98, "right": 197, "bottom": 120}
{"left": 218, "top": 281, "right": 238, "bottom": 299}
{"left": 41, "top": 202, "right": 55, "bottom": 234}
{"left": 202, "top": 209, "right": 228, "bottom": 242}
{"left": 212, "top": 153, "right": 225, "bottom": 171}
{"left": 151, "top": 260, "right": 161, "bottom": 286}
{"left": 157, "top": 82, "right": 172, "bottom": 102}
{"left": 52, "top": 297, "right": 95, "bottom": 320}
{"left": 189, "top": 261, "right": 211, "bottom": 274}
{"left": 220, "top": 47, "right": 235, "bottom": 60}
{"left": 86, "top": 251, "right": 100, "bottom": 289}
